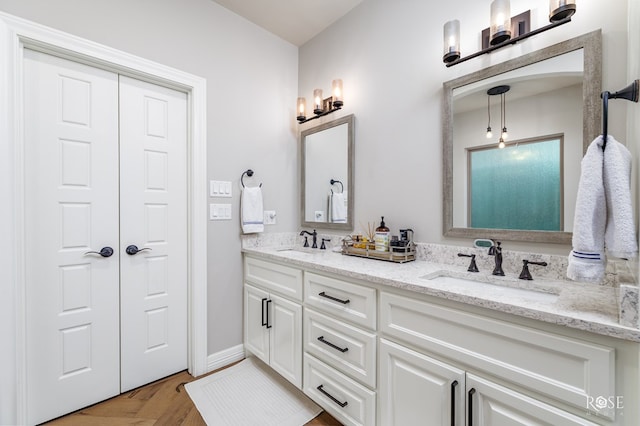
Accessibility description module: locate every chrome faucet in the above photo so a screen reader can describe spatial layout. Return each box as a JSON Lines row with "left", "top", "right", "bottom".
{"left": 488, "top": 241, "right": 505, "bottom": 276}
{"left": 300, "top": 229, "right": 318, "bottom": 248}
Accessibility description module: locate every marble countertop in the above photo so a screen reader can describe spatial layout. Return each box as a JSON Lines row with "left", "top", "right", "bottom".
{"left": 242, "top": 245, "right": 640, "bottom": 343}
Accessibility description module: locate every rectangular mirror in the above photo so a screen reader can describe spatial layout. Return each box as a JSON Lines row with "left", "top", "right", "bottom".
{"left": 443, "top": 31, "right": 601, "bottom": 244}
{"left": 301, "top": 114, "right": 354, "bottom": 230}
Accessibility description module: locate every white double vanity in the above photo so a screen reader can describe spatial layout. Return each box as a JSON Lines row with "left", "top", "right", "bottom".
{"left": 243, "top": 241, "right": 639, "bottom": 426}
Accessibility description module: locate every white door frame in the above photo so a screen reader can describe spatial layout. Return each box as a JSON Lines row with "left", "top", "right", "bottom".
{"left": 0, "top": 12, "right": 208, "bottom": 424}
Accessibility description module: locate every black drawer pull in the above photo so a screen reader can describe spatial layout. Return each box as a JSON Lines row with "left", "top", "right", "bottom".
{"left": 317, "top": 336, "right": 349, "bottom": 353}
{"left": 318, "top": 291, "right": 350, "bottom": 304}
{"left": 317, "top": 384, "right": 348, "bottom": 408}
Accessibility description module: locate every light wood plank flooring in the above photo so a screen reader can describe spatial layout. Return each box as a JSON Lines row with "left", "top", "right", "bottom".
{"left": 44, "top": 364, "right": 342, "bottom": 426}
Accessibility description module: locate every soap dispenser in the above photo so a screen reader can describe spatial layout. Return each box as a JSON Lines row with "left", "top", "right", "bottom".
{"left": 374, "top": 216, "right": 390, "bottom": 252}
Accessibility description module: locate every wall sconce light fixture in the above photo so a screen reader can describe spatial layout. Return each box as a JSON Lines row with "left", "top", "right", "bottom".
{"left": 486, "top": 85, "right": 510, "bottom": 149}
{"left": 297, "top": 79, "right": 344, "bottom": 124}
{"left": 444, "top": 0, "right": 576, "bottom": 67}
{"left": 490, "top": 0, "right": 511, "bottom": 45}
{"left": 443, "top": 19, "right": 460, "bottom": 63}
{"left": 549, "top": 0, "right": 576, "bottom": 22}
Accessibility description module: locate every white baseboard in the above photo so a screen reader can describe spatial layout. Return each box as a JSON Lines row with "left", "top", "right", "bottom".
{"left": 206, "top": 344, "right": 246, "bottom": 373}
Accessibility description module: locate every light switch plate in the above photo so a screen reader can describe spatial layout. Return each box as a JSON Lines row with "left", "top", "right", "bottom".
{"left": 210, "top": 180, "right": 232, "bottom": 198}
{"left": 210, "top": 203, "right": 232, "bottom": 220}
{"left": 264, "top": 210, "right": 276, "bottom": 225}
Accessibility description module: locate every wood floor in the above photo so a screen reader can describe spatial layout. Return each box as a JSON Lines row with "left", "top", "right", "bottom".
{"left": 44, "top": 363, "right": 342, "bottom": 426}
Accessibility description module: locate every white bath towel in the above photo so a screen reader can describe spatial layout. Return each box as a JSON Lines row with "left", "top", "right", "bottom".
{"left": 331, "top": 191, "right": 347, "bottom": 223}
{"left": 603, "top": 135, "right": 638, "bottom": 258}
{"left": 567, "top": 135, "right": 638, "bottom": 282}
{"left": 241, "top": 186, "right": 264, "bottom": 234}
{"left": 567, "top": 136, "right": 606, "bottom": 282}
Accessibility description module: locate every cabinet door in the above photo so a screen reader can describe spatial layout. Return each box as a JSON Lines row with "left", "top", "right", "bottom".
{"left": 379, "top": 339, "right": 465, "bottom": 426}
{"left": 269, "top": 293, "right": 303, "bottom": 388}
{"left": 244, "top": 284, "right": 270, "bottom": 364}
{"left": 467, "top": 374, "right": 599, "bottom": 426}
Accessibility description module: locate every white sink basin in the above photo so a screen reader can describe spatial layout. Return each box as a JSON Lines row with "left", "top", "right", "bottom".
{"left": 275, "top": 247, "right": 318, "bottom": 255}
{"left": 420, "top": 269, "right": 561, "bottom": 295}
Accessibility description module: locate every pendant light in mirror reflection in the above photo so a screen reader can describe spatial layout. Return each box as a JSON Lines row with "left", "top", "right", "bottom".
{"left": 297, "top": 79, "right": 344, "bottom": 124}
{"left": 486, "top": 85, "right": 510, "bottom": 148}
{"left": 442, "top": 0, "right": 576, "bottom": 67}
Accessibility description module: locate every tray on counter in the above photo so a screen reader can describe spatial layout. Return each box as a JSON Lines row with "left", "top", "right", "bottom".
{"left": 341, "top": 239, "right": 415, "bottom": 263}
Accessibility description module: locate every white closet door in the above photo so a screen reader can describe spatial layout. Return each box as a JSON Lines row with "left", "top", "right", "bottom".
{"left": 23, "top": 49, "right": 120, "bottom": 425}
{"left": 118, "top": 76, "right": 188, "bottom": 391}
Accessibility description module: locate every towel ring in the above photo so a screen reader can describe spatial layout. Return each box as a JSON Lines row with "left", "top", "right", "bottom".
{"left": 330, "top": 179, "right": 343, "bottom": 193}
{"left": 241, "top": 169, "right": 262, "bottom": 188}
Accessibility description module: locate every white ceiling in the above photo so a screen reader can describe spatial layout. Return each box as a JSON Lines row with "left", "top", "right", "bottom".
{"left": 211, "top": 0, "right": 363, "bottom": 46}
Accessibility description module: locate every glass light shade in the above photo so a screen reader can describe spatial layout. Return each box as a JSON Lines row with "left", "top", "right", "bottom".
{"left": 501, "top": 127, "right": 508, "bottom": 139}
{"left": 498, "top": 138, "right": 506, "bottom": 149}
{"left": 313, "top": 89, "right": 323, "bottom": 114}
{"left": 490, "top": 0, "right": 511, "bottom": 46}
{"left": 331, "top": 79, "right": 344, "bottom": 108}
{"left": 486, "top": 128, "right": 493, "bottom": 138}
{"left": 549, "top": 0, "right": 576, "bottom": 22}
{"left": 296, "top": 97, "right": 306, "bottom": 121}
{"left": 442, "top": 20, "right": 460, "bottom": 63}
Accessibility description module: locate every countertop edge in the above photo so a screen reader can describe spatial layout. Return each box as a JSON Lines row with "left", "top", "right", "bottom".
{"left": 242, "top": 247, "right": 640, "bottom": 343}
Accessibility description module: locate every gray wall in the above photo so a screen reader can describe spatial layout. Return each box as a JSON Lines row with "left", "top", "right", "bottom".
{"left": 298, "top": 0, "right": 632, "bottom": 256}
{"left": 0, "top": 0, "right": 299, "bottom": 358}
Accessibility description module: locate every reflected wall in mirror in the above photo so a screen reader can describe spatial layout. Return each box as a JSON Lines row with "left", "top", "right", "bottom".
{"left": 301, "top": 114, "right": 354, "bottom": 230}
{"left": 443, "top": 30, "right": 601, "bottom": 244}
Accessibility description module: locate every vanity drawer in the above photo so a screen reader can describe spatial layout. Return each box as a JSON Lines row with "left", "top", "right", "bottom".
{"left": 244, "top": 256, "right": 303, "bottom": 301}
{"left": 303, "top": 353, "right": 376, "bottom": 426}
{"left": 379, "top": 291, "right": 616, "bottom": 419}
{"left": 304, "top": 308, "right": 376, "bottom": 388}
{"left": 304, "top": 272, "right": 376, "bottom": 330}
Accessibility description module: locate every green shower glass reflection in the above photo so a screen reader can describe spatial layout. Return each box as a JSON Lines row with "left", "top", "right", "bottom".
{"left": 469, "top": 138, "right": 561, "bottom": 231}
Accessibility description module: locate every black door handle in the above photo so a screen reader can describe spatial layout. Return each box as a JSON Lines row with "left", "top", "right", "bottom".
{"left": 125, "top": 245, "right": 152, "bottom": 255}
{"left": 261, "top": 298, "right": 268, "bottom": 326}
{"left": 84, "top": 247, "right": 114, "bottom": 257}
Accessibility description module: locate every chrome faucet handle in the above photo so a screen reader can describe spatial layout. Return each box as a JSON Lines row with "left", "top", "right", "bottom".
{"left": 457, "top": 253, "right": 479, "bottom": 272}
{"left": 518, "top": 259, "right": 548, "bottom": 280}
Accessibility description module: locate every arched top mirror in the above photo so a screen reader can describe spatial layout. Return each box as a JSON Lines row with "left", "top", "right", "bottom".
{"left": 443, "top": 30, "right": 601, "bottom": 244}
{"left": 301, "top": 114, "right": 355, "bottom": 231}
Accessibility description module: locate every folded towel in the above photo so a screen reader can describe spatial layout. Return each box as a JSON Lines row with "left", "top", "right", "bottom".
{"left": 331, "top": 191, "right": 347, "bottom": 223}
{"left": 241, "top": 186, "right": 264, "bottom": 234}
{"left": 567, "top": 136, "right": 606, "bottom": 282}
{"left": 603, "top": 135, "right": 638, "bottom": 259}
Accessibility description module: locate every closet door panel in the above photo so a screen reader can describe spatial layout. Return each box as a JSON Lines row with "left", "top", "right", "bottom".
{"left": 23, "top": 49, "right": 120, "bottom": 425}
{"left": 119, "top": 76, "right": 188, "bottom": 391}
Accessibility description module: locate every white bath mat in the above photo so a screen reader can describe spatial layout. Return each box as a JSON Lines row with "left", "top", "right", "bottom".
{"left": 185, "top": 357, "right": 322, "bottom": 426}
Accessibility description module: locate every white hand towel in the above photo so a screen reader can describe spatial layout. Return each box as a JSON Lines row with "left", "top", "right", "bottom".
{"left": 603, "top": 135, "right": 638, "bottom": 259}
{"left": 567, "top": 136, "right": 606, "bottom": 282}
{"left": 331, "top": 192, "right": 347, "bottom": 223}
{"left": 241, "top": 186, "right": 264, "bottom": 234}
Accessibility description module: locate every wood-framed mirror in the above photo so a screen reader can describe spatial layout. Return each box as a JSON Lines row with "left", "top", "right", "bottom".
{"left": 301, "top": 114, "right": 355, "bottom": 231}
{"left": 443, "top": 30, "right": 601, "bottom": 244}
